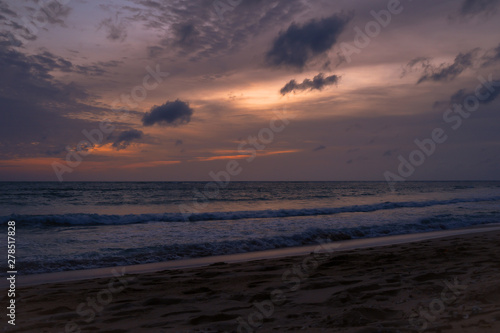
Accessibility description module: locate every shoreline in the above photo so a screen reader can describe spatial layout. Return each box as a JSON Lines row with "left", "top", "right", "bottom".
{"left": 9, "top": 223, "right": 500, "bottom": 288}
{"left": 6, "top": 226, "right": 500, "bottom": 332}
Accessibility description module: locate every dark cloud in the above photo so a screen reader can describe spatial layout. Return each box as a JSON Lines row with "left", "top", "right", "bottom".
{"left": 0, "top": 0, "right": 72, "bottom": 44}
{"left": 0, "top": 37, "right": 118, "bottom": 163}
{"left": 280, "top": 73, "right": 340, "bottom": 95}
{"left": 2, "top": 20, "right": 37, "bottom": 44}
{"left": 0, "top": 1, "right": 17, "bottom": 17}
{"left": 142, "top": 100, "right": 194, "bottom": 127}
{"left": 418, "top": 50, "right": 478, "bottom": 83}
{"left": 112, "top": 129, "right": 143, "bottom": 150}
{"left": 33, "top": 51, "right": 73, "bottom": 72}
{"left": 137, "top": 0, "right": 162, "bottom": 8}
{"left": 400, "top": 57, "right": 431, "bottom": 78}
{"left": 3, "top": 47, "right": 108, "bottom": 78}
{"left": 266, "top": 13, "right": 351, "bottom": 69}
{"left": 382, "top": 149, "right": 398, "bottom": 157}
{"left": 0, "top": 43, "right": 129, "bottom": 159}
{"left": 406, "top": 44, "right": 500, "bottom": 82}
{"left": 147, "top": 46, "right": 164, "bottom": 58}
{"left": 449, "top": 81, "right": 500, "bottom": 105}
{"left": 175, "top": 139, "right": 183, "bottom": 146}
{"left": 449, "top": 89, "right": 468, "bottom": 104}
{"left": 403, "top": 49, "right": 479, "bottom": 84}
{"left": 0, "top": 31, "right": 23, "bottom": 47}
{"left": 0, "top": 45, "right": 89, "bottom": 101}
{"left": 481, "top": 43, "right": 500, "bottom": 67}
{"left": 98, "top": 16, "right": 128, "bottom": 42}
{"left": 97, "top": 60, "right": 123, "bottom": 68}
{"left": 35, "top": 1, "right": 72, "bottom": 25}
{"left": 313, "top": 145, "right": 326, "bottom": 152}
{"left": 0, "top": 97, "right": 85, "bottom": 159}
{"left": 458, "top": 0, "right": 499, "bottom": 17}
{"left": 173, "top": 23, "right": 199, "bottom": 48}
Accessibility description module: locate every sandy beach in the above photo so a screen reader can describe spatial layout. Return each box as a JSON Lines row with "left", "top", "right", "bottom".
{"left": 5, "top": 229, "right": 500, "bottom": 333}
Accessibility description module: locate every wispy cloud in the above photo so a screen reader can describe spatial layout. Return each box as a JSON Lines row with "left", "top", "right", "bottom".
{"left": 458, "top": 0, "right": 499, "bottom": 18}
{"left": 121, "top": 160, "right": 181, "bottom": 169}
{"left": 195, "top": 149, "right": 301, "bottom": 162}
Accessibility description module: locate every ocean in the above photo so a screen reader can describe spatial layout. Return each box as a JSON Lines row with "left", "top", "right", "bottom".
{"left": 1, "top": 181, "right": 500, "bottom": 275}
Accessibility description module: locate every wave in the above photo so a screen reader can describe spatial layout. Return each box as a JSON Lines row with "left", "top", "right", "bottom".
{"left": 2, "top": 196, "right": 500, "bottom": 227}
{"left": 15, "top": 214, "right": 500, "bottom": 275}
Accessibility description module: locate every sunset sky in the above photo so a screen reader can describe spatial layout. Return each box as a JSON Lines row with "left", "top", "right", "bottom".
{"left": 1, "top": 0, "right": 499, "bottom": 181}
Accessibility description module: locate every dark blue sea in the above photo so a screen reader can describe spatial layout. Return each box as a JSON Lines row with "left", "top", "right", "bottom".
{"left": 1, "top": 181, "right": 500, "bottom": 274}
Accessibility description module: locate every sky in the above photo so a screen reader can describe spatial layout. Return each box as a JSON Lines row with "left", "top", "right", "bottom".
{"left": 0, "top": 0, "right": 499, "bottom": 181}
